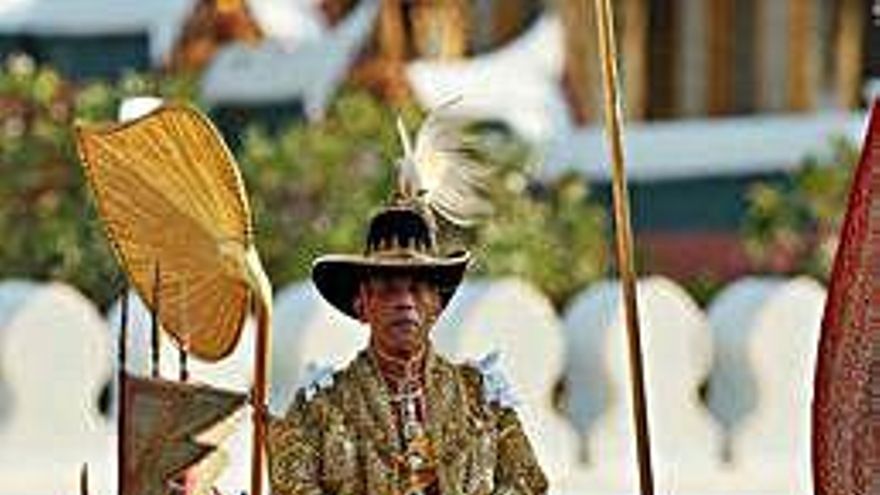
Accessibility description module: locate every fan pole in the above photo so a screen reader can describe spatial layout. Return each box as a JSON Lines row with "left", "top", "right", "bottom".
{"left": 118, "top": 287, "right": 129, "bottom": 495}
{"left": 592, "top": 0, "right": 655, "bottom": 494}
{"left": 80, "top": 463, "right": 89, "bottom": 495}
{"left": 151, "top": 263, "right": 162, "bottom": 378}
{"left": 251, "top": 300, "right": 271, "bottom": 495}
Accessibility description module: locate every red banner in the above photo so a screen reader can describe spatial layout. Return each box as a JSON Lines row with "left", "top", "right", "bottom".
{"left": 813, "top": 100, "right": 880, "bottom": 495}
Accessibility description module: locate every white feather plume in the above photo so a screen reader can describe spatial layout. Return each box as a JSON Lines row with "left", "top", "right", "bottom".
{"left": 395, "top": 100, "right": 492, "bottom": 227}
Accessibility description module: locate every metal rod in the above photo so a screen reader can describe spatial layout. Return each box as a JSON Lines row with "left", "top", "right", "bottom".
{"left": 591, "top": 0, "right": 655, "bottom": 493}
{"left": 117, "top": 287, "right": 129, "bottom": 495}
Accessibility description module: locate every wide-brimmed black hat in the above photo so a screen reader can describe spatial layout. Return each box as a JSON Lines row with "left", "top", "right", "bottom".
{"left": 311, "top": 204, "right": 470, "bottom": 320}
{"left": 311, "top": 104, "right": 490, "bottom": 320}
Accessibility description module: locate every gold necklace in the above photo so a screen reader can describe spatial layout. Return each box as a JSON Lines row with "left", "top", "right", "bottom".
{"left": 368, "top": 343, "right": 426, "bottom": 390}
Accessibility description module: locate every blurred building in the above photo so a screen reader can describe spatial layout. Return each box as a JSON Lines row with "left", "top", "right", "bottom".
{"left": 552, "top": 0, "right": 877, "bottom": 278}
{"left": 0, "top": 0, "right": 193, "bottom": 79}
{"left": 0, "top": 0, "right": 877, "bottom": 280}
{"left": 560, "top": 0, "right": 877, "bottom": 121}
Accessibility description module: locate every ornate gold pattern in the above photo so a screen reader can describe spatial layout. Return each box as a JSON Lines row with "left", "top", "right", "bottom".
{"left": 267, "top": 350, "right": 547, "bottom": 495}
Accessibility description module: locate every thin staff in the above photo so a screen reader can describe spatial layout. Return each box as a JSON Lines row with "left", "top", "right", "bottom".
{"left": 118, "top": 286, "right": 130, "bottom": 495}
{"left": 151, "top": 263, "right": 161, "bottom": 379}
{"left": 591, "top": 0, "right": 655, "bottom": 493}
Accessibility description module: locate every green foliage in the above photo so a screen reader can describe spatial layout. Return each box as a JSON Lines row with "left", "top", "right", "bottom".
{"left": 0, "top": 54, "right": 198, "bottom": 308}
{"left": 741, "top": 137, "right": 859, "bottom": 281}
{"left": 238, "top": 91, "right": 610, "bottom": 307}
{"left": 1, "top": 57, "right": 608, "bottom": 310}
{"left": 468, "top": 132, "right": 609, "bottom": 306}
{"left": 681, "top": 272, "right": 727, "bottom": 308}
{"left": 237, "top": 90, "right": 407, "bottom": 286}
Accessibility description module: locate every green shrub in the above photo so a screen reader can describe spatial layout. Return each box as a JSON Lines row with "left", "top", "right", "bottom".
{"left": 1, "top": 57, "right": 608, "bottom": 310}
{"left": 238, "top": 90, "right": 610, "bottom": 307}
{"left": 741, "top": 137, "right": 859, "bottom": 281}
{"left": 0, "top": 54, "right": 197, "bottom": 308}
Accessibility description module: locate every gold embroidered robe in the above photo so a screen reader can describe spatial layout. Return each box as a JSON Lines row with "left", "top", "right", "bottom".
{"left": 267, "top": 350, "right": 547, "bottom": 495}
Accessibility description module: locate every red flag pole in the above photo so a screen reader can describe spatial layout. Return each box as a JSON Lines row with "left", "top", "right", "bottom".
{"left": 591, "top": 0, "right": 655, "bottom": 493}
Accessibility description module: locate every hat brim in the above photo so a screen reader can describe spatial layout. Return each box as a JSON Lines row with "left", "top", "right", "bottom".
{"left": 311, "top": 252, "right": 470, "bottom": 320}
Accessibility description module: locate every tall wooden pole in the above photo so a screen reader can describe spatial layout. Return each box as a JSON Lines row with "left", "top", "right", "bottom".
{"left": 592, "top": 0, "right": 655, "bottom": 493}
{"left": 179, "top": 281, "right": 190, "bottom": 383}
{"left": 80, "top": 463, "right": 89, "bottom": 495}
{"left": 250, "top": 298, "right": 270, "bottom": 495}
{"left": 117, "top": 287, "right": 129, "bottom": 495}
{"left": 151, "top": 264, "right": 162, "bottom": 379}
{"left": 179, "top": 339, "right": 190, "bottom": 383}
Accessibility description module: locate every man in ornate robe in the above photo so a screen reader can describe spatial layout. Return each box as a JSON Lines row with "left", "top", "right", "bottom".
{"left": 266, "top": 202, "right": 548, "bottom": 495}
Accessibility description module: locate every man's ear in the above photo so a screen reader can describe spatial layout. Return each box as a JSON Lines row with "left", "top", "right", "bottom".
{"left": 420, "top": 285, "right": 442, "bottom": 325}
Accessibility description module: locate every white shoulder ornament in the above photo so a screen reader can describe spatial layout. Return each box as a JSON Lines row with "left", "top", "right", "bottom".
{"left": 297, "top": 362, "right": 335, "bottom": 401}
{"left": 468, "top": 350, "right": 520, "bottom": 409}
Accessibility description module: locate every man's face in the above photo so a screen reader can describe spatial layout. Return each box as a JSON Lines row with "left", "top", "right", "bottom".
{"left": 356, "top": 273, "right": 442, "bottom": 358}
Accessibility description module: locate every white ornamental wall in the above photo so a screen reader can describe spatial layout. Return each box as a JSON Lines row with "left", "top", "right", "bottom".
{"left": 0, "top": 276, "right": 830, "bottom": 495}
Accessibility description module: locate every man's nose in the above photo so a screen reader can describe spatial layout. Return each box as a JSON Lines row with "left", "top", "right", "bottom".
{"left": 391, "top": 290, "right": 417, "bottom": 310}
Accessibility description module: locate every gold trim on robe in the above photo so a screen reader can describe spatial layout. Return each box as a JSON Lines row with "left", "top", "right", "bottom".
{"left": 267, "top": 350, "right": 547, "bottom": 495}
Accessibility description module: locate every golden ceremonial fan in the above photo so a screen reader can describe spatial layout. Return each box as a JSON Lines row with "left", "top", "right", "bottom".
{"left": 75, "top": 102, "right": 271, "bottom": 360}
{"left": 75, "top": 101, "right": 273, "bottom": 495}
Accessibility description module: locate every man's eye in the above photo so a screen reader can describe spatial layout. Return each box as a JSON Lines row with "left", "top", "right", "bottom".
{"left": 368, "top": 280, "right": 392, "bottom": 291}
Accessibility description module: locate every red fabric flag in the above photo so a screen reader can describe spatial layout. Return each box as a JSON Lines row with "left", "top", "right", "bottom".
{"left": 813, "top": 99, "right": 880, "bottom": 495}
